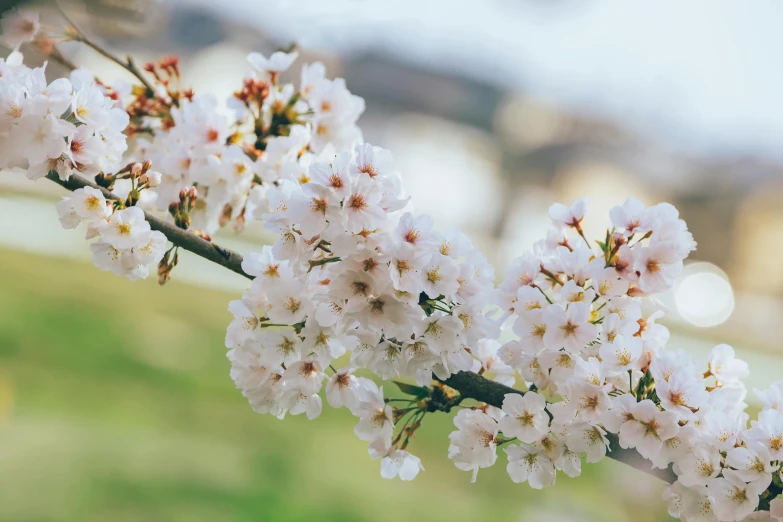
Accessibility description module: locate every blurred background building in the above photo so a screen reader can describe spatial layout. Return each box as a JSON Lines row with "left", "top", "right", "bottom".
{"left": 2, "top": 1, "right": 783, "bottom": 521}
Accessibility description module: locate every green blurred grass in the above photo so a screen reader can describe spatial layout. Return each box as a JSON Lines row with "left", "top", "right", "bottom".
{"left": 0, "top": 248, "right": 673, "bottom": 522}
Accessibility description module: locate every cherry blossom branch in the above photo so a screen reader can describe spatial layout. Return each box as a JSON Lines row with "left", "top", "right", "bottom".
{"left": 44, "top": 171, "right": 250, "bottom": 279}
{"left": 43, "top": 171, "right": 674, "bottom": 484}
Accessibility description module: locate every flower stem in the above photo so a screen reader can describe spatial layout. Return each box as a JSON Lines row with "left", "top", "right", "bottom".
{"left": 55, "top": 1, "right": 156, "bottom": 96}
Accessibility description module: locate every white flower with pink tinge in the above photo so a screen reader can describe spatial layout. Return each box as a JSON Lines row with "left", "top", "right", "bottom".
{"left": 499, "top": 392, "right": 549, "bottom": 444}
{"left": 448, "top": 409, "right": 499, "bottom": 483}
{"left": 542, "top": 302, "right": 597, "bottom": 354}
{"left": 247, "top": 50, "right": 299, "bottom": 74}
{"left": 0, "top": 9, "right": 39, "bottom": 49}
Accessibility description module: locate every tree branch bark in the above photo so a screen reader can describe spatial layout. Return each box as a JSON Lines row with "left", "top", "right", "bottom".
{"left": 44, "top": 171, "right": 677, "bottom": 485}
{"left": 45, "top": 172, "right": 250, "bottom": 280}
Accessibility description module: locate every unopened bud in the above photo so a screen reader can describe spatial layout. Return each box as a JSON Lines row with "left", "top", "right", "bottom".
{"left": 178, "top": 188, "right": 189, "bottom": 202}
{"left": 34, "top": 37, "right": 55, "bottom": 55}
{"left": 168, "top": 202, "right": 178, "bottom": 215}
{"left": 142, "top": 159, "right": 153, "bottom": 172}
{"left": 131, "top": 163, "right": 142, "bottom": 176}
{"left": 157, "top": 257, "right": 172, "bottom": 286}
{"left": 160, "top": 56, "right": 180, "bottom": 76}
{"left": 392, "top": 408, "right": 408, "bottom": 422}
{"left": 146, "top": 170, "right": 162, "bottom": 187}
{"left": 188, "top": 187, "right": 198, "bottom": 201}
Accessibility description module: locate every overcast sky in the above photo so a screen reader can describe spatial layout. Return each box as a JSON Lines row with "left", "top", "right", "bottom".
{"left": 189, "top": 0, "right": 783, "bottom": 161}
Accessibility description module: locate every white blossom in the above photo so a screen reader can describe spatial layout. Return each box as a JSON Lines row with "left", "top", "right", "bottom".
{"left": 448, "top": 409, "right": 498, "bottom": 482}
{"left": 708, "top": 344, "right": 750, "bottom": 385}
{"left": 725, "top": 444, "right": 774, "bottom": 488}
{"left": 542, "top": 302, "right": 597, "bottom": 354}
{"left": 100, "top": 207, "right": 150, "bottom": 250}
{"left": 744, "top": 409, "right": 783, "bottom": 461}
{"left": 248, "top": 50, "right": 299, "bottom": 74}
{"left": 505, "top": 443, "right": 556, "bottom": 489}
{"left": 708, "top": 470, "right": 766, "bottom": 522}
{"left": 675, "top": 442, "right": 722, "bottom": 487}
{"left": 0, "top": 9, "right": 39, "bottom": 49}
{"left": 354, "top": 382, "right": 393, "bottom": 445}
{"left": 380, "top": 450, "right": 424, "bottom": 481}
{"left": 565, "top": 422, "right": 609, "bottom": 463}
{"left": 549, "top": 198, "right": 588, "bottom": 228}
{"left": 499, "top": 392, "right": 549, "bottom": 443}
{"left": 325, "top": 368, "right": 362, "bottom": 413}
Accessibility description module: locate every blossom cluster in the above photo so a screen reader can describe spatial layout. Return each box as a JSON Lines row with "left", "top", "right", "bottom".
{"left": 5, "top": 11, "right": 363, "bottom": 280}
{"left": 5, "top": 8, "right": 783, "bottom": 520}
{"left": 0, "top": 53, "right": 128, "bottom": 181}
{"left": 128, "top": 47, "right": 364, "bottom": 234}
{"left": 55, "top": 184, "right": 168, "bottom": 280}
{"left": 225, "top": 140, "right": 496, "bottom": 477}
{"left": 0, "top": 39, "right": 166, "bottom": 279}
{"left": 445, "top": 199, "right": 783, "bottom": 522}
{"left": 447, "top": 197, "right": 695, "bottom": 480}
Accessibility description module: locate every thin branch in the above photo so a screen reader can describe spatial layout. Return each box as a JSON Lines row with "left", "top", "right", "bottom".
{"left": 44, "top": 170, "right": 676, "bottom": 485}
{"left": 45, "top": 172, "right": 249, "bottom": 279}
{"left": 40, "top": 43, "right": 78, "bottom": 71}
{"left": 55, "top": 1, "right": 155, "bottom": 96}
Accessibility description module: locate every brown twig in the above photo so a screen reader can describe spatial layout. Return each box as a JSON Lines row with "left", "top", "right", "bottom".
{"left": 42, "top": 43, "right": 78, "bottom": 71}
{"left": 54, "top": 1, "right": 155, "bottom": 96}
{"left": 45, "top": 171, "right": 249, "bottom": 279}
